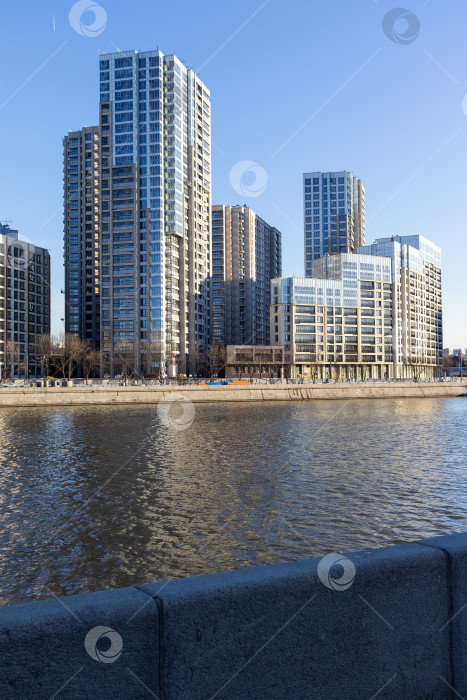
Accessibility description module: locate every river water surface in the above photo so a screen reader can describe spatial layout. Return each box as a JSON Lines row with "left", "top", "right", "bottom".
{"left": 0, "top": 397, "right": 466, "bottom": 605}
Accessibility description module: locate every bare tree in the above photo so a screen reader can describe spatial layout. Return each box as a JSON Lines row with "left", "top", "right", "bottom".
{"left": 189, "top": 342, "right": 205, "bottom": 378}
{"left": 30, "top": 333, "right": 53, "bottom": 379}
{"left": 53, "top": 333, "right": 88, "bottom": 380}
{"left": 207, "top": 344, "right": 218, "bottom": 380}
{"left": 140, "top": 340, "right": 164, "bottom": 382}
{"left": 83, "top": 349, "right": 100, "bottom": 384}
{"left": 407, "top": 355, "right": 425, "bottom": 382}
{"left": 405, "top": 355, "right": 425, "bottom": 382}
{"left": 139, "top": 340, "right": 162, "bottom": 379}
{"left": 52, "top": 336, "right": 68, "bottom": 380}
{"left": 218, "top": 344, "right": 227, "bottom": 378}
{"left": 70, "top": 336, "right": 88, "bottom": 379}
{"left": 309, "top": 351, "right": 320, "bottom": 384}
{"left": 5, "top": 339, "right": 20, "bottom": 379}
{"left": 138, "top": 341, "right": 149, "bottom": 379}
{"left": 114, "top": 339, "right": 135, "bottom": 385}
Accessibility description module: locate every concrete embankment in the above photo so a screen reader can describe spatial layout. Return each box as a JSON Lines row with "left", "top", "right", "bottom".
{"left": 1, "top": 532, "right": 466, "bottom": 698}
{"left": 0, "top": 381, "right": 465, "bottom": 407}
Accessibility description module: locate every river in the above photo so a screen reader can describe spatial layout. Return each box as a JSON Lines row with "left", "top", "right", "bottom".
{"left": 0, "top": 397, "right": 466, "bottom": 605}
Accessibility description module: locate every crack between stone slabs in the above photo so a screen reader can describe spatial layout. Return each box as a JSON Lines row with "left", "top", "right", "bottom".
{"left": 417, "top": 543, "right": 455, "bottom": 696}
{"left": 133, "top": 584, "right": 164, "bottom": 700}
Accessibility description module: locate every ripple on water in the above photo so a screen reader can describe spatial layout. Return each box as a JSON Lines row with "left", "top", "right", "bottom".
{"left": 0, "top": 397, "right": 466, "bottom": 604}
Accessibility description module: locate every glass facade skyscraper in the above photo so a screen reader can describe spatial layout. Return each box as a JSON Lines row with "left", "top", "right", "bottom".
{"left": 98, "top": 49, "right": 211, "bottom": 376}
{"left": 303, "top": 170, "right": 365, "bottom": 276}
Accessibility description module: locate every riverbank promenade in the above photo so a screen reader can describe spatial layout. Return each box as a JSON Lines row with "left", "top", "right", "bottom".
{"left": 0, "top": 380, "right": 464, "bottom": 407}
{"left": 0, "top": 531, "right": 466, "bottom": 698}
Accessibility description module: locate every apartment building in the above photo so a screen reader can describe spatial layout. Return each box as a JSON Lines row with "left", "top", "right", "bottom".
{"left": 304, "top": 171, "right": 365, "bottom": 276}
{"left": 63, "top": 126, "right": 100, "bottom": 347}
{"left": 0, "top": 224, "right": 50, "bottom": 378}
{"left": 211, "top": 205, "right": 281, "bottom": 346}
{"left": 271, "top": 235, "right": 442, "bottom": 380}
{"left": 98, "top": 49, "right": 211, "bottom": 377}
{"left": 359, "top": 235, "right": 442, "bottom": 372}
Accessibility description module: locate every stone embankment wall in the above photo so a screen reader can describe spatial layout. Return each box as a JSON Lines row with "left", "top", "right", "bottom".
{"left": 0, "top": 532, "right": 466, "bottom": 698}
{"left": 0, "top": 381, "right": 465, "bottom": 407}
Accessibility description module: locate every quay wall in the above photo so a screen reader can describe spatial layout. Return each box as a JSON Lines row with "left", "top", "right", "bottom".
{"left": 1, "top": 532, "right": 467, "bottom": 698}
{"left": 0, "top": 381, "right": 465, "bottom": 407}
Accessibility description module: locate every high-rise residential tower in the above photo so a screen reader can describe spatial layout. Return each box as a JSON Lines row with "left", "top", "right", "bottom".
{"left": 63, "top": 126, "right": 100, "bottom": 347}
{"left": 0, "top": 223, "right": 50, "bottom": 378}
{"left": 211, "top": 205, "right": 281, "bottom": 345}
{"left": 359, "top": 235, "right": 442, "bottom": 372}
{"left": 98, "top": 49, "right": 211, "bottom": 377}
{"left": 303, "top": 171, "right": 365, "bottom": 275}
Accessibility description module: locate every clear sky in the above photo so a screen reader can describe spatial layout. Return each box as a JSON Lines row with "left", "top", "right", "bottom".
{"left": 1, "top": 0, "right": 466, "bottom": 345}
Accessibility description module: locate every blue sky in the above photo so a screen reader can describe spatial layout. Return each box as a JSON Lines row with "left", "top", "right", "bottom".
{"left": 1, "top": 0, "right": 466, "bottom": 345}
